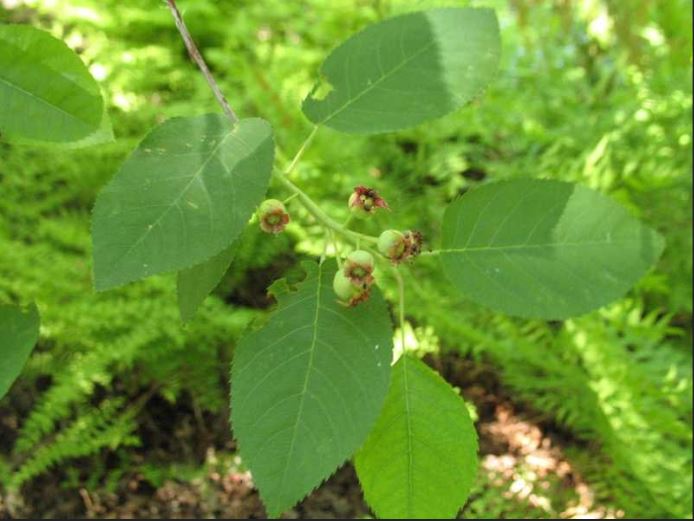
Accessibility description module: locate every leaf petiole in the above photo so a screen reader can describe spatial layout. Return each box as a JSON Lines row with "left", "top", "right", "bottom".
{"left": 284, "top": 125, "right": 319, "bottom": 176}
{"left": 392, "top": 266, "right": 407, "bottom": 355}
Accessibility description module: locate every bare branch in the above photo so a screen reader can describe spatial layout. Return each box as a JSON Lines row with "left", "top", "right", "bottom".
{"left": 165, "top": 0, "right": 238, "bottom": 123}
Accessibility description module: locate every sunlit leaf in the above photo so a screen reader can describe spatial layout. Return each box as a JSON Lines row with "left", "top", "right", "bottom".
{"left": 92, "top": 114, "right": 274, "bottom": 290}
{"left": 0, "top": 24, "right": 105, "bottom": 143}
{"left": 0, "top": 303, "right": 40, "bottom": 399}
{"left": 231, "top": 260, "right": 393, "bottom": 517}
{"left": 302, "top": 8, "right": 500, "bottom": 134}
{"left": 355, "top": 355, "right": 478, "bottom": 519}
{"left": 440, "top": 179, "right": 665, "bottom": 319}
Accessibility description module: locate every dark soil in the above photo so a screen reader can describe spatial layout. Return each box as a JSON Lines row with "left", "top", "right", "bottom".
{"left": 0, "top": 352, "right": 616, "bottom": 519}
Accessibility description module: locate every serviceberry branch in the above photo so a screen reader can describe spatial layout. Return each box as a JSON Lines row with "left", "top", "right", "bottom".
{"left": 165, "top": 1, "right": 379, "bottom": 250}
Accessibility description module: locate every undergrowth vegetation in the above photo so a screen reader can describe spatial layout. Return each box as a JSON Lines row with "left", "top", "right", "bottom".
{"left": 0, "top": 0, "right": 691, "bottom": 518}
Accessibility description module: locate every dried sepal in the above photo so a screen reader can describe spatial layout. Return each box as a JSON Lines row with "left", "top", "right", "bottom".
{"left": 348, "top": 186, "right": 389, "bottom": 218}
{"left": 344, "top": 250, "right": 375, "bottom": 286}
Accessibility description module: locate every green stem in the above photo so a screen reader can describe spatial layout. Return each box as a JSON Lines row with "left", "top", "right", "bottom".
{"left": 282, "top": 192, "right": 299, "bottom": 205}
{"left": 320, "top": 228, "right": 329, "bottom": 264}
{"left": 284, "top": 125, "right": 319, "bottom": 176}
{"left": 393, "top": 267, "right": 407, "bottom": 354}
{"left": 331, "top": 230, "right": 343, "bottom": 269}
{"left": 274, "top": 173, "right": 378, "bottom": 246}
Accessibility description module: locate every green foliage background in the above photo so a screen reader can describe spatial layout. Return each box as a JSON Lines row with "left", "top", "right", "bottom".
{"left": 0, "top": 0, "right": 691, "bottom": 518}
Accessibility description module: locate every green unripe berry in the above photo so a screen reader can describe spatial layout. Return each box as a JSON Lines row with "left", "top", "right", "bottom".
{"left": 333, "top": 270, "right": 369, "bottom": 306}
{"left": 257, "top": 199, "right": 289, "bottom": 234}
{"left": 378, "top": 230, "right": 407, "bottom": 260}
{"left": 346, "top": 250, "right": 374, "bottom": 271}
{"left": 333, "top": 270, "right": 357, "bottom": 300}
{"left": 344, "top": 250, "right": 375, "bottom": 286}
{"left": 258, "top": 198, "right": 284, "bottom": 213}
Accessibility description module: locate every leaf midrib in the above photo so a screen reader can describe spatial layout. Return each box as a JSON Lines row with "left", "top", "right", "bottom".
{"left": 401, "top": 356, "right": 415, "bottom": 517}
{"left": 440, "top": 238, "right": 640, "bottom": 254}
{"left": 0, "top": 75, "right": 95, "bottom": 131}
{"left": 276, "top": 262, "right": 324, "bottom": 509}
{"left": 0, "top": 34, "right": 99, "bottom": 131}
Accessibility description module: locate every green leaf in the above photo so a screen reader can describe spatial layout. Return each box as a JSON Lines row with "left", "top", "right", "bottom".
{"left": 231, "top": 260, "right": 393, "bottom": 517}
{"left": 0, "top": 303, "right": 40, "bottom": 399}
{"left": 0, "top": 24, "right": 105, "bottom": 143}
{"left": 355, "top": 355, "right": 478, "bottom": 519}
{"left": 58, "top": 106, "right": 115, "bottom": 149}
{"left": 92, "top": 115, "right": 274, "bottom": 290}
{"left": 302, "top": 7, "right": 500, "bottom": 134}
{"left": 177, "top": 241, "right": 236, "bottom": 322}
{"left": 440, "top": 179, "right": 665, "bottom": 319}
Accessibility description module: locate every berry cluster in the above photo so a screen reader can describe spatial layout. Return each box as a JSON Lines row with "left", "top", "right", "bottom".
{"left": 256, "top": 185, "right": 422, "bottom": 307}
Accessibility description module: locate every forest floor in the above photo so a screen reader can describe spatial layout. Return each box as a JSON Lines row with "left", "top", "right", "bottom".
{"left": 0, "top": 354, "right": 621, "bottom": 519}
